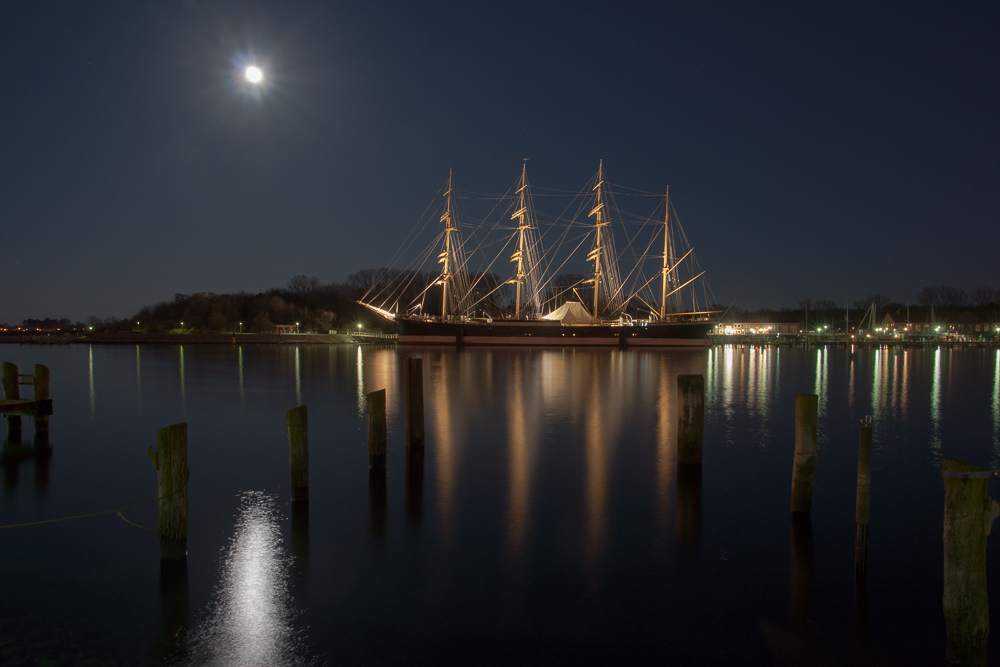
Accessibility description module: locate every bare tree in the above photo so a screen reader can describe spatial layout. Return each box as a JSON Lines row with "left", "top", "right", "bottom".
{"left": 287, "top": 275, "right": 321, "bottom": 296}
{"left": 917, "top": 286, "right": 939, "bottom": 307}
{"left": 970, "top": 286, "right": 998, "bottom": 307}
{"left": 938, "top": 286, "right": 968, "bottom": 308}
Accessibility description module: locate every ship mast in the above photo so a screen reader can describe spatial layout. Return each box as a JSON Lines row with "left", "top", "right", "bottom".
{"left": 587, "top": 161, "right": 607, "bottom": 320}
{"left": 511, "top": 161, "right": 529, "bottom": 318}
{"left": 439, "top": 169, "right": 455, "bottom": 320}
{"left": 659, "top": 186, "right": 671, "bottom": 321}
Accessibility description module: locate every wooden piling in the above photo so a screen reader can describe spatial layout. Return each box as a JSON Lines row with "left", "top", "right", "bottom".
{"left": 855, "top": 422, "right": 872, "bottom": 572}
{"left": 286, "top": 406, "right": 309, "bottom": 503}
{"left": 366, "top": 389, "right": 386, "bottom": 468}
{"left": 942, "top": 458, "right": 1000, "bottom": 665}
{"left": 790, "top": 394, "right": 818, "bottom": 514}
{"left": 2, "top": 362, "right": 21, "bottom": 439}
{"left": 677, "top": 374, "right": 705, "bottom": 465}
{"left": 405, "top": 358, "right": 425, "bottom": 449}
{"left": 148, "top": 423, "right": 189, "bottom": 558}
{"left": 33, "top": 364, "right": 49, "bottom": 437}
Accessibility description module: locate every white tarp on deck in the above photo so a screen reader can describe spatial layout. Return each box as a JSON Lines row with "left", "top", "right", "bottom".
{"left": 542, "top": 301, "right": 594, "bottom": 324}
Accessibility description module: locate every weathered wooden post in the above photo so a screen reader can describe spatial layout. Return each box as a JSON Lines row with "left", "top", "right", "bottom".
{"left": 677, "top": 374, "right": 705, "bottom": 465}
{"left": 942, "top": 458, "right": 1000, "bottom": 665}
{"left": 790, "top": 394, "right": 818, "bottom": 514}
{"left": 148, "top": 423, "right": 189, "bottom": 558}
{"left": 32, "top": 364, "right": 49, "bottom": 439}
{"left": 2, "top": 362, "right": 21, "bottom": 439}
{"left": 367, "top": 389, "right": 387, "bottom": 468}
{"left": 286, "top": 406, "right": 309, "bottom": 503}
{"left": 405, "top": 358, "right": 425, "bottom": 449}
{"left": 855, "top": 418, "right": 872, "bottom": 572}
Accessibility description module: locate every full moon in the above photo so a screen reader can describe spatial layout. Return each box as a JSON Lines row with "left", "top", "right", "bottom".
{"left": 245, "top": 66, "right": 263, "bottom": 83}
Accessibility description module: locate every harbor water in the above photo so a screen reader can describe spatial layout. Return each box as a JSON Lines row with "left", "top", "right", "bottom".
{"left": 1, "top": 343, "right": 1000, "bottom": 665}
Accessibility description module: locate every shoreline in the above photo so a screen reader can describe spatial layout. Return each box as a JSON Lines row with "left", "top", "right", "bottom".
{"left": 0, "top": 333, "right": 358, "bottom": 345}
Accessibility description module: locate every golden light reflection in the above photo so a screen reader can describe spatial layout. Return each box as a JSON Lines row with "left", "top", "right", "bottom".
{"left": 583, "top": 354, "right": 623, "bottom": 568}
{"left": 188, "top": 492, "right": 308, "bottom": 666}
{"left": 506, "top": 355, "right": 539, "bottom": 565}
{"left": 848, "top": 357, "right": 855, "bottom": 408}
{"left": 364, "top": 349, "right": 399, "bottom": 427}
{"left": 355, "top": 346, "right": 364, "bottom": 418}
{"left": 655, "top": 355, "right": 677, "bottom": 528}
{"left": 432, "top": 355, "right": 459, "bottom": 542}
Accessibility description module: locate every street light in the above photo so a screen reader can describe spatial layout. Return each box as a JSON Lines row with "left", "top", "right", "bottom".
{"left": 239, "top": 322, "right": 243, "bottom": 334}
{"left": 295, "top": 321, "right": 300, "bottom": 333}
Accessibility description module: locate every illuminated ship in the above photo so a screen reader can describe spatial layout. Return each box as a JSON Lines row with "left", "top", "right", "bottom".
{"left": 359, "top": 162, "right": 718, "bottom": 347}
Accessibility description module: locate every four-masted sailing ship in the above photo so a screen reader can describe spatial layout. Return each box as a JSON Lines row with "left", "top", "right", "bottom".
{"left": 359, "top": 162, "right": 718, "bottom": 346}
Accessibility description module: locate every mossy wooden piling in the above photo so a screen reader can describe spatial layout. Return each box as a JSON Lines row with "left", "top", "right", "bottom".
{"left": 942, "top": 458, "right": 1000, "bottom": 665}
{"left": 677, "top": 374, "right": 704, "bottom": 465}
{"left": 286, "top": 405, "right": 309, "bottom": 503}
{"left": 855, "top": 421, "right": 872, "bottom": 572}
{"left": 366, "top": 389, "right": 387, "bottom": 469}
{"left": 2, "top": 362, "right": 21, "bottom": 439}
{"left": 790, "top": 394, "right": 818, "bottom": 514}
{"left": 405, "top": 358, "right": 424, "bottom": 449}
{"left": 148, "top": 423, "right": 189, "bottom": 559}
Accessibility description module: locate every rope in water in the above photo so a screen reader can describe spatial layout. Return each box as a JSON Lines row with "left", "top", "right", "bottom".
{"left": 0, "top": 486, "right": 183, "bottom": 530}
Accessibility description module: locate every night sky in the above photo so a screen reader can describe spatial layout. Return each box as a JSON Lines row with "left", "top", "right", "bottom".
{"left": 1, "top": 1, "right": 997, "bottom": 323}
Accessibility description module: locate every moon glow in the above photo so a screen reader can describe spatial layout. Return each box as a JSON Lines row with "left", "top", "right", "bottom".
{"left": 245, "top": 66, "right": 263, "bottom": 83}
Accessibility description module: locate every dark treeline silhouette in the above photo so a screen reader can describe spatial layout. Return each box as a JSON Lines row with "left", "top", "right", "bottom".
{"left": 5, "top": 278, "right": 998, "bottom": 334}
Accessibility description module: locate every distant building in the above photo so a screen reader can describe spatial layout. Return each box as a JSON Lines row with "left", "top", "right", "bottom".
{"left": 713, "top": 322, "right": 798, "bottom": 335}
{"left": 276, "top": 324, "right": 299, "bottom": 334}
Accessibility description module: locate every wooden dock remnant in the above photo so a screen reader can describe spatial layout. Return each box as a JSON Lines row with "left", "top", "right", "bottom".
{"left": 2, "top": 362, "right": 21, "bottom": 439}
{"left": 366, "top": 389, "right": 387, "bottom": 469}
{"left": 286, "top": 406, "right": 309, "bottom": 503}
{"left": 148, "top": 423, "right": 189, "bottom": 558}
{"left": 790, "top": 394, "right": 818, "bottom": 515}
{"left": 32, "top": 364, "right": 49, "bottom": 439}
{"left": 405, "top": 358, "right": 425, "bottom": 449}
{"left": 855, "top": 418, "right": 872, "bottom": 572}
{"left": 942, "top": 458, "right": 1000, "bottom": 665}
{"left": 677, "top": 374, "right": 705, "bottom": 465}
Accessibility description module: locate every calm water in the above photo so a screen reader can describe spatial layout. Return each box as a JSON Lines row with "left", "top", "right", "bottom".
{"left": 1, "top": 343, "right": 1000, "bottom": 665}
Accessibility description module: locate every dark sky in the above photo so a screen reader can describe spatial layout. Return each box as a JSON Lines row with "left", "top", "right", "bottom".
{"left": 1, "top": 1, "right": 997, "bottom": 322}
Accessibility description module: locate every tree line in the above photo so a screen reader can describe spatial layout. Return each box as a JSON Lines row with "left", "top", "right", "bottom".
{"left": 3, "top": 278, "right": 997, "bottom": 334}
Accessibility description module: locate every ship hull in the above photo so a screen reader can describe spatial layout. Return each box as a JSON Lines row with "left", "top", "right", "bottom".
{"left": 394, "top": 318, "right": 714, "bottom": 347}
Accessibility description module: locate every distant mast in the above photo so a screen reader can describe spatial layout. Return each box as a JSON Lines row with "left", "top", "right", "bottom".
{"left": 587, "top": 161, "right": 607, "bottom": 319}
{"left": 511, "top": 162, "right": 529, "bottom": 319}
{"left": 660, "top": 187, "right": 671, "bottom": 321}
{"left": 439, "top": 169, "right": 455, "bottom": 320}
